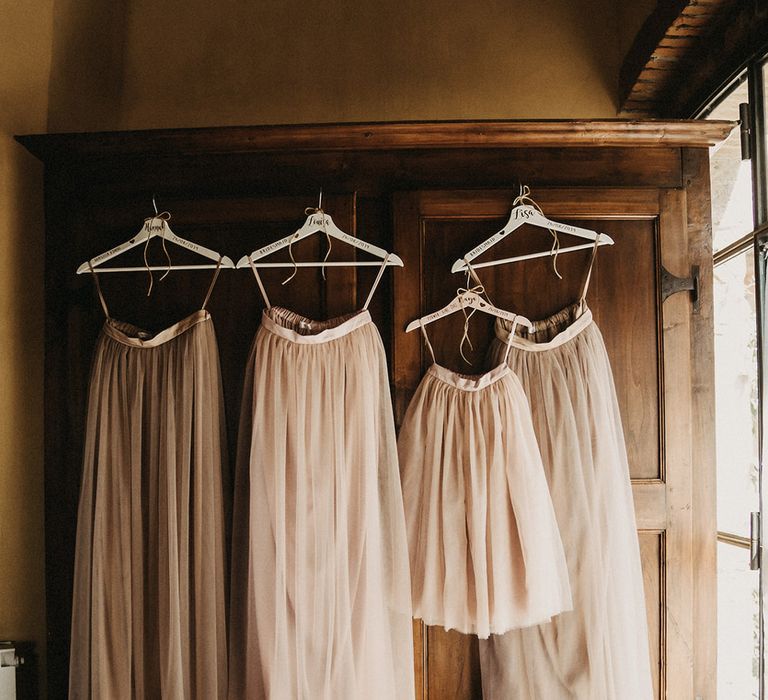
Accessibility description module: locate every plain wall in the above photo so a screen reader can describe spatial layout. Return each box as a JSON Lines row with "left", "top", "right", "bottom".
{"left": 48, "top": 0, "right": 657, "bottom": 132}
{"left": 0, "top": 0, "right": 54, "bottom": 693}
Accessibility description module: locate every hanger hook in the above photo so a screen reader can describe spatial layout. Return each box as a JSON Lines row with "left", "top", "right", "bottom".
{"left": 152, "top": 194, "right": 159, "bottom": 215}
{"left": 318, "top": 188, "right": 323, "bottom": 212}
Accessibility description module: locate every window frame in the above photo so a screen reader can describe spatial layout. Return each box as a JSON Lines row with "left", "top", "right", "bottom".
{"left": 696, "top": 47, "right": 768, "bottom": 699}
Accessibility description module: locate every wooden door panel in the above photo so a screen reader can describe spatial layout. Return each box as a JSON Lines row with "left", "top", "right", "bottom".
{"left": 427, "top": 629, "right": 483, "bottom": 700}
{"left": 591, "top": 218, "right": 661, "bottom": 482}
{"left": 640, "top": 531, "right": 664, "bottom": 699}
{"left": 393, "top": 188, "right": 697, "bottom": 700}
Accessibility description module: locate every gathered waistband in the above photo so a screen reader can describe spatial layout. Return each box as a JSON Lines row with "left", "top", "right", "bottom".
{"left": 261, "top": 307, "right": 372, "bottom": 344}
{"left": 496, "top": 305, "right": 593, "bottom": 352}
{"left": 427, "top": 362, "right": 512, "bottom": 391}
{"left": 103, "top": 310, "right": 211, "bottom": 348}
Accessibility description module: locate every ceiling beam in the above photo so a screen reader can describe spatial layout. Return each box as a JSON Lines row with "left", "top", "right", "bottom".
{"left": 619, "top": 0, "right": 768, "bottom": 117}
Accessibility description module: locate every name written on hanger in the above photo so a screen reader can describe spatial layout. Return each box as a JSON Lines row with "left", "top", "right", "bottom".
{"left": 257, "top": 238, "right": 293, "bottom": 257}
{"left": 462, "top": 206, "right": 538, "bottom": 261}
{"left": 512, "top": 206, "right": 536, "bottom": 221}
{"left": 418, "top": 294, "right": 520, "bottom": 326}
{"left": 514, "top": 206, "right": 582, "bottom": 236}
{"left": 308, "top": 215, "right": 377, "bottom": 255}
{"left": 466, "top": 235, "right": 502, "bottom": 260}
{"left": 92, "top": 244, "right": 130, "bottom": 266}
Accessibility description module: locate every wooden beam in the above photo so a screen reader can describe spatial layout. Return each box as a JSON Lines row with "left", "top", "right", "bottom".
{"left": 619, "top": 0, "right": 751, "bottom": 117}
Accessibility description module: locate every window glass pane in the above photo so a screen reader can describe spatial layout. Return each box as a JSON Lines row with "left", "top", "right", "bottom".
{"left": 718, "top": 541, "right": 760, "bottom": 698}
{"left": 707, "top": 78, "right": 754, "bottom": 253}
{"left": 715, "top": 248, "right": 759, "bottom": 536}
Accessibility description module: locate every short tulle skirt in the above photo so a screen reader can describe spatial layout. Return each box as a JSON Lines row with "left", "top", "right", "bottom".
{"left": 398, "top": 360, "right": 571, "bottom": 639}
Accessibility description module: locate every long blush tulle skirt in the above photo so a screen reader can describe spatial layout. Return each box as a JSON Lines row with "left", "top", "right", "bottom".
{"left": 229, "top": 308, "right": 414, "bottom": 700}
{"left": 479, "top": 304, "right": 653, "bottom": 700}
{"left": 70, "top": 311, "right": 228, "bottom": 699}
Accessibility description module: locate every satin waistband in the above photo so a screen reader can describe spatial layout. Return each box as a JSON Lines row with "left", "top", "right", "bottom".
{"left": 261, "top": 307, "right": 372, "bottom": 344}
{"left": 103, "top": 309, "right": 211, "bottom": 348}
{"left": 427, "top": 362, "right": 512, "bottom": 391}
{"left": 496, "top": 307, "right": 593, "bottom": 352}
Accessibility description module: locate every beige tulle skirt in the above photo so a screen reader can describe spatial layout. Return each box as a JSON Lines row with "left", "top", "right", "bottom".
{"left": 69, "top": 311, "right": 228, "bottom": 699}
{"left": 398, "top": 362, "right": 571, "bottom": 638}
{"left": 229, "top": 307, "right": 414, "bottom": 700}
{"left": 479, "top": 304, "right": 653, "bottom": 700}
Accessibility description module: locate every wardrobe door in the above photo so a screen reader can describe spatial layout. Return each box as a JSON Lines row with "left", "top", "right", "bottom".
{"left": 392, "top": 188, "right": 711, "bottom": 700}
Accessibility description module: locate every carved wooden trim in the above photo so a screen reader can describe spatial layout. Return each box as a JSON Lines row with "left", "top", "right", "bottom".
{"left": 16, "top": 120, "right": 735, "bottom": 161}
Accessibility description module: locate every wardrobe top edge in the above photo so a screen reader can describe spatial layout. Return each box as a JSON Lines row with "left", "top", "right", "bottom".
{"left": 15, "top": 119, "right": 736, "bottom": 161}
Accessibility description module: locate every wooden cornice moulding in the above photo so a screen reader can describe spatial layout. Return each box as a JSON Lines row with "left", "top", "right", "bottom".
{"left": 16, "top": 120, "right": 735, "bottom": 160}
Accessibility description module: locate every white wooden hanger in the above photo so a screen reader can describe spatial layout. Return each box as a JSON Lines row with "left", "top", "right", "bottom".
{"left": 236, "top": 192, "right": 404, "bottom": 269}
{"left": 76, "top": 198, "right": 235, "bottom": 274}
{"left": 406, "top": 271, "right": 533, "bottom": 365}
{"left": 405, "top": 285, "right": 532, "bottom": 333}
{"left": 451, "top": 185, "right": 613, "bottom": 273}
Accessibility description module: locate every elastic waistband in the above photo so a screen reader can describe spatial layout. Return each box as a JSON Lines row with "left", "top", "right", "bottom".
{"left": 261, "top": 308, "right": 372, "bottom": 344}
{"left": 103, "top": 310, "right": 210, "bottom": 348}
{"left": 496, "top": 308, "right": 593, "bottom": 352}
{"left": 427, "top": 362, "right": 511, "bottom": 391}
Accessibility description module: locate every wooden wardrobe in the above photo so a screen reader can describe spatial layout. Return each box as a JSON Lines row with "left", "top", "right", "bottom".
{"left": 19, "top": 120, "right": 731, "bottom": 699}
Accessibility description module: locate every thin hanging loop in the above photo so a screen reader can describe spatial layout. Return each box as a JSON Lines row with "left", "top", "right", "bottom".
{"left": 462, "top": 258, "right": 493, "bottom": 302}
{"left": 456, "top": 258, "right": 496, "bottom": 365}
{"left": 419, "top": 319, "right": 436, "bottom": 364}
{"left": 362, "top": 254, "right": 391, "bottom": 310}
{"left": 513, "top": 185, "right": 562, "bottom": 280}
{"left": 201, "top": 256, "right": 223, "bottom": 311}
{"left": 282, "top": 230, "right": 301, "bottom": 285}
{"left": 315, "top": 188, "right": 332, "bottom": 281}
{"left": 458, "top": 303, "right": 476, "bottom": 365}
{"left": 320, "top": 211, "right": 332, "bottom": 282}
{"left": 248, "top": 256, "right": 272, "bottom": 309}
{"left": 282, "top": 191, "right": 332, "bottom": 285}
{"left": 87, "top": 261, "right": 110, "bottom": 318}
{"left": 149, "top": 195, "right": 172, "bottom": 286}
{"left": 455, "top": 274, "right": 488, "bottom": 366}
{"left": 578, "top": 233, "right": 601, "bottom": 313}
{"left": 502, "top": 316, "right": 520, "bottom": 365}
{"left": 141, "top": 211, "right": 173, "bottom": 296}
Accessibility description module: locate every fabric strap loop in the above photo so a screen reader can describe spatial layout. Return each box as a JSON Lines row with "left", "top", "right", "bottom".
{"left": 201, "top": 256, "right": 223, "bottom": 311}
{"left": 248, "top": 256, "right": 272, "bottom": 309}
{"left": 419, "top": 319, "right": 436, "bottom": 364}
{"left": 579, "top": 234, "right": 601, "bottom": 312}
{"left": 88, "top": 261, "right": 111, "bottom": 318}
{"left": 363, "top": 254, "right": 391, "bottom": 310}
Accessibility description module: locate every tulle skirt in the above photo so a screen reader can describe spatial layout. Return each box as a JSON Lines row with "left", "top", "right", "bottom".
{"left": 398, "top": 362, "right": 571, "bottom": 638}
{"left": 479, "top": 304, "right": 653, "bottom": 700}
{"left": 70, "top": 311, "right": 229, "bottom": 699}
{"left": 229, "top": 307, "right": 414, "bottom": 700}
